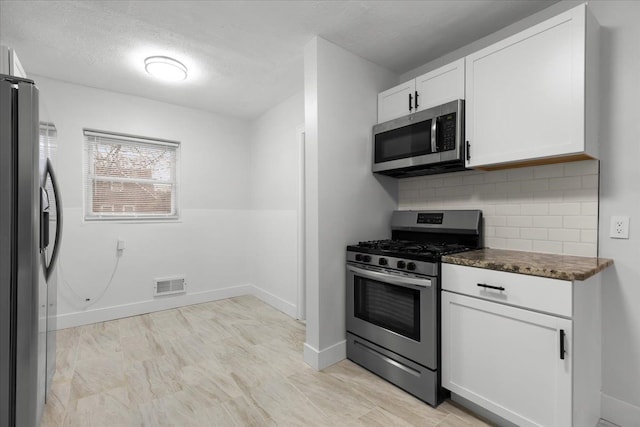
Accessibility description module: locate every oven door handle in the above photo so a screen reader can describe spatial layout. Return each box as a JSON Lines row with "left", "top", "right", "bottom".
{"left": 347, "top": 265, "right": 431, "bottom": 289}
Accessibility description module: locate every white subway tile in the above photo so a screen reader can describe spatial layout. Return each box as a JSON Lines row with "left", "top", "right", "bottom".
{"left": 452, "top": 185, "right": 475, "bottom": 196}
{"left": 563, "top": 242, "right": 597, "bottom": 257}
{"left": 400, "top": 189, "right": 419, "bottom": 201}
{"left": 495, "top": 227, "right": 520, "bottom": 238}
{"left": 534, "top": 190, "right": 563, "bottom": 203}
{"left": 418, "top": 188, "right": 436, "bottom": 199}
{"left": 581, "top": 229, "right": 598, "bottom": 243}
{"left": 485, "top": 216, "right": 507, "bottom": 227}
{"left": 485, "top": 237, "right": 507, "bottom": 249}
{"left": 495, "top": 181, "right": 522, "bottom": 194}
{"left": 507, "top": 168, "right": 534, "bottom": 181}
{"left": 474, "top": 183, "right": 496, "bottom": 194}
{"left": 495, "top": 204, "right": 521, "bottom": 215}
{"left": 534, "top": 164, "right": 564, "bottom": 179}
{"left": 549, "top": 176, "right": 582, "bottom": 191}
{"left": 507, "top": 216, "right": 533, "bottom": 227}
{"left": 582, "top": 175, "right": 599, "bottom": 189}
{"left": 485, "top": 209, "right": 498, "bottom": 219}
{"left": 484, "top": 171, "right": 508, "bottom": 183}
{"left": 485, "top": 226, "right": 496, "bottom": 237}
{"left": 443, "top": 176, "right": 463, "bottom": 186}
{"left": 435, "top": 187, "right": 450, "bottom": 197}
{"left": 477, "top": 193, "right": 503, "bottom": 205}
{"left": 402, "top": 178, "right": 425, "bottom": 190}
{"left": 463, "top": 174, "right": 485, "bottom": 185}
{"left": 520, "top": 228, "right": 548, "bottom": 240}
{"left": 564, "top": 160, "right": 599, "bottom": 176}
{"left": 563, "top": 189, "right": 598, "bottom": 202}
{"left": 521, "top": 203, "right": 549, "bottom": 215}
{"left": 533, "top": 240, "right": 563, "bottom": 254}
{"left": 425, "top": 178, "right": 444, "bottom": 188}
{"left": 581, "top": 202, "right": 598, "bottom": 216}
{"left": 507, "top": 239, "right": 533, "bottom": 251}
{"left": 521, "top": 179, "right": 550, "bottom": 193}
{"left": 507, "top": 193, "right": 534, "bottom": 204}
{"left": 533, "top": 216, "right": 563, "bottom": 228}
{"left": 563, "top": 216, "right": 598, "bottom": 230}
{"left": 549, "top": 203, "right": 581, "bottom": 215}
{"left": 552, "top": 229, "right": 581, "bottom": 242}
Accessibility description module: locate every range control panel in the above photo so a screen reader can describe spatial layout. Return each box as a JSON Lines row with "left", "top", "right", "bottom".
{"left": 417, "top": 213, "right": 444, "bottom": 224}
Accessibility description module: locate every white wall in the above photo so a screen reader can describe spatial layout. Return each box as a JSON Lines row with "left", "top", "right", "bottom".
{"left": 248, "top": 91, "right": 304, "bottom": 317}
{"left": 303, "top": 37, "right": 398, "bottom": 369}
{"left": 36, "top": 76, "right": 253, "bottom": 328}
{"left": 590, "top": 2, "right": 640, "bottom": 425}
{"left": 395, "top": 1, "right": 640, "bottom": 424}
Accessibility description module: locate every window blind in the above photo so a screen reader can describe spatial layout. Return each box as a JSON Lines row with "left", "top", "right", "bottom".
{"left": 82, "top": 129, "right": 180, "bottom": 220}
{"left": 40, "top": 122, "right": 58, "bottom": 220}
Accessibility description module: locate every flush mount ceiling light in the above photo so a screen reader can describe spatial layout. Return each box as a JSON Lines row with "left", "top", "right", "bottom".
{"left": 144, "top": 56, "right": 188, "bottom": 81}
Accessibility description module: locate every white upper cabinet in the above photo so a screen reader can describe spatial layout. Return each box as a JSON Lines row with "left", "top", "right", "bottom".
{"left": 414, "top": 58, "right": 465, "bottom": 112}
{"left": 377, "top": 80, "right": 415, "bottom": 123}
{"left": 377, "top": 59, "right": 465, "bottom": 123}
{"left": 465, "top": 4, "right": 599, "bottom": 169}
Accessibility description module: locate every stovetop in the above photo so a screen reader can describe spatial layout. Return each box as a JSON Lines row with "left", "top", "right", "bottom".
{"left": 347, "top": 239, "right": 472, "bottom": 261}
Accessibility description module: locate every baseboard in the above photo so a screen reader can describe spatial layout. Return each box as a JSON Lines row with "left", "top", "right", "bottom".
{"left": 55, "top": 284, "right": 252, "bottom": 329}
{"left": 601, "top": 393, "right": 640, "bottom": 427}
{"left": 303, "top": 340, "right": 346, "bottom": 371}
{"left": 250, "top": 285, "right": 297, "bottom": 318}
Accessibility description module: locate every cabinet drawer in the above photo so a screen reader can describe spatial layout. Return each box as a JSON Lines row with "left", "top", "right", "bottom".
{"left": 442, "top": 263, "right": 572, "bottom": 317}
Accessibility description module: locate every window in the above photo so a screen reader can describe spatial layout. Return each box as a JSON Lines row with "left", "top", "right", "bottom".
{"left": 83, "top": 129, "right": 180, "bottom": 220}
{"left": 40, "top": 122, "right": 58, "bottom": 220}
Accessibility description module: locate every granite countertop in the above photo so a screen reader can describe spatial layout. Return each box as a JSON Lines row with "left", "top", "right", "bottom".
{"left": 442, "top": 248, "right": 614, "bottom": 281}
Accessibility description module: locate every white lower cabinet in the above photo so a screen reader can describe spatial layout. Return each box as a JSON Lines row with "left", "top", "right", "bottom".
{"left": 442, "top": 292, "right": 571, "bottom": 426}
{"left": 441, "top": 263, "right": 602, "bottom": 427}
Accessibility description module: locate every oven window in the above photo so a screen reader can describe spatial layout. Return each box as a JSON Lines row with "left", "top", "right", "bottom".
{"left": 354, "top": 276, "right": 420, "bottom": 341}
{"left": 374, "top": 119, "right": 432, "bottom": 163}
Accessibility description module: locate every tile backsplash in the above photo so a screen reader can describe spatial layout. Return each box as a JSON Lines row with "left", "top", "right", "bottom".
{"left": 398, "top": 160, "right": 599, "bottom": 257}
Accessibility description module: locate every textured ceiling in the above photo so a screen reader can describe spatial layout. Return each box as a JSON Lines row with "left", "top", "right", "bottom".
{"left": 0, "top": 1, "right": 557, "bottom": 119}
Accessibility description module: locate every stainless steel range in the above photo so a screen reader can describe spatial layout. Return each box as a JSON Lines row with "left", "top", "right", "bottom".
{"left": 346, "top": 210, "right": 482, "bottom": 406}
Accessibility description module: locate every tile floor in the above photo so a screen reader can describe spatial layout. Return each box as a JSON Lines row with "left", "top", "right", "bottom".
{"left": 41, "top": 295, "right": 491, "bottom": 426}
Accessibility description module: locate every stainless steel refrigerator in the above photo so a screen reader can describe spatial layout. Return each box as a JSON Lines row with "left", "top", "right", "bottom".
{"left": 1, "top": 74, "right": 62, "bottom": 426}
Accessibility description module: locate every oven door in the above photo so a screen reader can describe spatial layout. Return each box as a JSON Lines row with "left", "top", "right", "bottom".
{"left": 346, "top": 263, "right": 437, "bottom": 369}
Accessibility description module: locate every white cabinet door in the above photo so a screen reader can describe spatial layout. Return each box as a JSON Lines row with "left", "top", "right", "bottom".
{"left": 415, "top": 58, "right": 464, "bottom": 112}
{"left": 377, "top": 80, "right": 415, "bottom": 123}
{"left": 442, "top": 291, "right": 572, "bottom": 427}
{"left": 465, "top": 4, "right": 586, "bottom": 168}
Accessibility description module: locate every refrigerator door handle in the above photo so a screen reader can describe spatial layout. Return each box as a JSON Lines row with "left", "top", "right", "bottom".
{"left": 40, "top": 188, "right": 50, "bottom": 251}
{"left": 44, "top": 158, "right": 62, "bottom": 281}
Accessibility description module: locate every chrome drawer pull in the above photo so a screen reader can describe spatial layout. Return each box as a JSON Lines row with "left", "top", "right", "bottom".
{"left": 477, "top": 283, "right": 505, "bottom": 291}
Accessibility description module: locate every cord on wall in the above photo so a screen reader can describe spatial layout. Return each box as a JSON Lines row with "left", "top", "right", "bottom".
{"left": 56, "top": 241, "right": 123, "bottom": 309}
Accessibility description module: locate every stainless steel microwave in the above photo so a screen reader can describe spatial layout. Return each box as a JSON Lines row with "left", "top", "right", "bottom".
{"left": 372, "top": 99, "right": 466, "bottom": 177}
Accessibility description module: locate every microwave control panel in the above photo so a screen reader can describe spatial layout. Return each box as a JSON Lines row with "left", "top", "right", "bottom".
{"left": 440, "top": 113, "right": 457, "bottom": 152}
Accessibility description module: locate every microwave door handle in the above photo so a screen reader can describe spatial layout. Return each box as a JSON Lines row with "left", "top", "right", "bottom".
{"left": 431, "top": 118, "right": 438, "bottom": 153}
{"left": 347, "top": 265, "right": 431, "bottom": 289}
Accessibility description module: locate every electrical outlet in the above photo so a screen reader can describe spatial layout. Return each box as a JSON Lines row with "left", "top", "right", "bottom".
{"left": 117, "top": 239, "right": 126, "bottom": 251}
{"left": 610, "top": 216, "right": 630, "bottom": 239}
